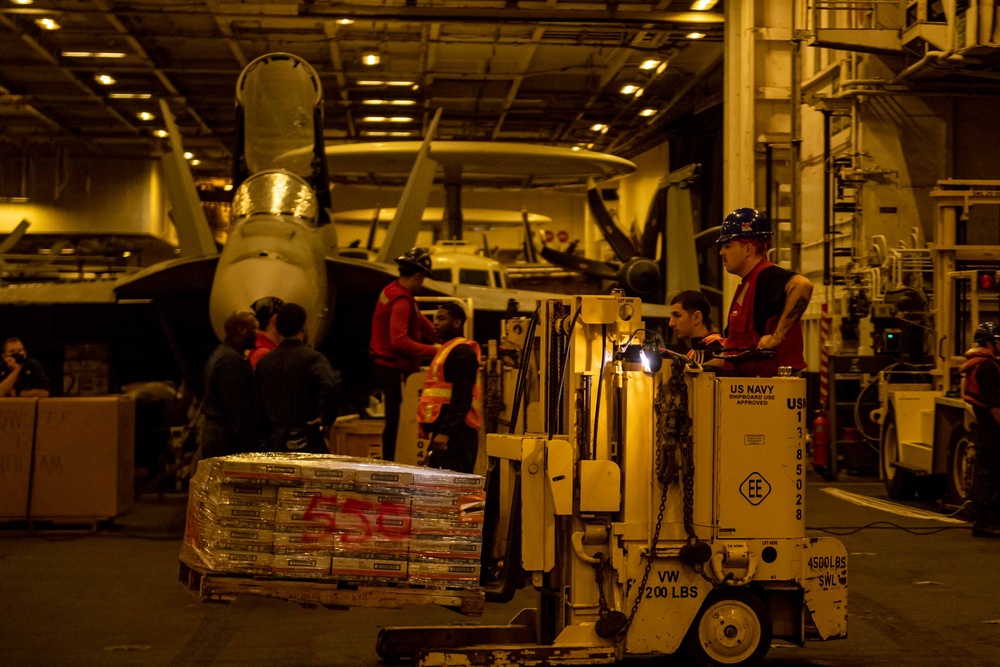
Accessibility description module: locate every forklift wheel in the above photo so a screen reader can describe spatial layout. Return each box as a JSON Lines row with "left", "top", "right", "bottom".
{"left": 684, "top": 589, "right": 772, "bottom": 667}
{"left": 374, "top": 629, "right": 404, "bottom": 664}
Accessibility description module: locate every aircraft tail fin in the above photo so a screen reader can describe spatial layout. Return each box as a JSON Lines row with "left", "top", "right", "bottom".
{"left": 375, "top": 107, "right": 443, "bottom": 263}
{"left": 159, "top": 99, "right": 218, "bottom": 259}
{"left": 0, "top": 219, "right": 29, "bottom": 255}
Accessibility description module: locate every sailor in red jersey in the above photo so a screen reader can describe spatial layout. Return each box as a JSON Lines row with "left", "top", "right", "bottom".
{"left": 369, "top": 247, "right": 440, "bottom": 461}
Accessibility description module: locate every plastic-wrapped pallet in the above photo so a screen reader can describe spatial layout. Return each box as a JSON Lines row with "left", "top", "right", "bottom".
{"left": 182, "top": 453, "right": 485, "bottom": 588}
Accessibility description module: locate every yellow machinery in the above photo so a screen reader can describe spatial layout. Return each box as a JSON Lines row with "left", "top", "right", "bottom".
{"left": 378, "top": 294, "right": 847, "bottom": 666}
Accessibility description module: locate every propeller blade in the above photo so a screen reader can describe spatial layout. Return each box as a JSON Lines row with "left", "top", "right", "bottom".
{"left": 521, "top": 209, "right": 538, "bottom": 264}
{"left": 586, "top": 179, "right": 638, "bottom": 262}
{"left": 639, "top": 185, "right": 667, "bottom": 260}
{"left": 540, "top": 245, "right": 618, "bottom": 281}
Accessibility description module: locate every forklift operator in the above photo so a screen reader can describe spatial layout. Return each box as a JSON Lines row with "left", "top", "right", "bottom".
{"left": 718, "top": 208, "right": 813, "bottom": 378}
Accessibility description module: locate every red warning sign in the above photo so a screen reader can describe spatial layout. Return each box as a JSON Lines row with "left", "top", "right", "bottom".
{"left": 557, "top": 230, "right": 569, "bottom": 243}
{"left": 543, "top": 230, "right": 555, "bottom": 243}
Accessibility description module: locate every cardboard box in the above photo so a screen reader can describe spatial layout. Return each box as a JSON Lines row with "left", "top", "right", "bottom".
{"left": 329, "top": 419, "right": 383, "bottom": 459}
{"left": 30, "top": 396, "right": 134, "bottom": 519}
{"left": 0, "top": 399, "right": 37, "bottom": 519}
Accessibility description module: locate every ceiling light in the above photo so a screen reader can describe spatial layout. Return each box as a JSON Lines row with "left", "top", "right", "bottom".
{"left": 136, "top": 111, "right": 155, "bottom": 121}
{"left": 687, "top": 32, "right": 706, "bottom": 39}
{"left": 94, "top": 74, "right": 116, "bottom": 86}
{"left": 362, "top": 116, "right": 413, "bottom": 123}
{"left": 389, "top": 81, "right": 416, "bottom": 87}
{"left": 190, "top": 159, "right": 201, "bottom": 166}
{"left": 63, "top": 51, "right": 127, "bottom": 58}
{"left": 122, "top": 251, "right": 131, "bottom": 258}
{"left": 109, "top": 93, "right": 152, "bottom": 99}
{"left": 640, "top": 59, "right": 661, "bottom": 70}
{"left": 152, "top": 129, "right": 168, "bottom": 138}
{"left": 183, "top": 151, "right": 194, "bottom": 160}
{"left": 35, "top": 18, "right": 60, "bottom": 30}
{"left": 590, "top": 123, "right": 608, "bottom": 133}
{"left": 640, "top": 108, "right": 656, "bottom": 117}
{"left": 11, "top": 0, "right": 35, "bottom": 5}
{"left": 690, "top": 0, "right": 718, "bottom": 10}
{"left": 363, "top": 99, "right": 416, "bottom": 106}
{"left": 223, "top": 183, "right": 233, "bottom": 191}
{"left": 337, "top": 18, "right": 354, "bottom": 25}
{"left": 572, "top": 146, "right": 582, "bottom": 152}
{"left": 620, "top": 84, "right": 641, "bottom": 95}
{"left": 361, "top": 50, "right": 380, "bottom": 66}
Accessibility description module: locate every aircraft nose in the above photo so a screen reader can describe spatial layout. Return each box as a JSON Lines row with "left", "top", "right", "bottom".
{"left": 209, "top": 255, "right": 329, "bottom": 344}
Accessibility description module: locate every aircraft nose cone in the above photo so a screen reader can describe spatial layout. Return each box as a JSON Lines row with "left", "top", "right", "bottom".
{"left": 209, "top": 255, "right": 329, "bottom": 343}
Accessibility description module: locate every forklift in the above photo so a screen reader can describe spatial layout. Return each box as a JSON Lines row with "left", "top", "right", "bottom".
{"left": 377, "top": 293, "right": 848, "bottom": 666}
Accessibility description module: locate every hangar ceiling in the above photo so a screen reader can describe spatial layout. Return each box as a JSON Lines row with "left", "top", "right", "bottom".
{"left": 0, "top": 0, "right": 725, "bottom": 183}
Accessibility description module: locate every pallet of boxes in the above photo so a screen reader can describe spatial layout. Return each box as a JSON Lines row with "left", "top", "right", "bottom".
{"left": 179, "top": 453, "right": 486, "bottom": 615}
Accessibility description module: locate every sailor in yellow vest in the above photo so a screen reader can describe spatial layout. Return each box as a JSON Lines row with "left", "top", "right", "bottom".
{"left": 416, "top": 302, "right": 482, "bottom": 473}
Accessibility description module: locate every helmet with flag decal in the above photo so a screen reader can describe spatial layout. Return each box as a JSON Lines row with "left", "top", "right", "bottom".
{"left": 395, "top": 247, "right": 433, "bottom": 277}
{"left": 717, "top": 208, "right": 772, "bottom": 244}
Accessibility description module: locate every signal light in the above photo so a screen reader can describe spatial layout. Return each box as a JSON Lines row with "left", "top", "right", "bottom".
{"left": 978, "top": 270, "right": 999, "bottom": 290}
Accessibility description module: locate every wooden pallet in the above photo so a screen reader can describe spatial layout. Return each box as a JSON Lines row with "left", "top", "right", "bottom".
{"left": 179, "top": 545, "right": 485, "bottom": 616}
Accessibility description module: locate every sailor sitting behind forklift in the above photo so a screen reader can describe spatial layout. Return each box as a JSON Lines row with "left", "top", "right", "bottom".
{"left": 717, "top": 208, "right": 813, "bottom": 377}
{"left": 256, "top": 303, "right": 341, "bottom": 453}
{"left": 668, "top": 290, "right": 725, "bottom": 363}
{"left": 416, "top": 302, "right": 482, "bottom": 474}
{"left": 370, "top": 247, "right": 440, "bottom": 462}
{"left": 960, "top": 321, "right": 1000, "bottom": 538}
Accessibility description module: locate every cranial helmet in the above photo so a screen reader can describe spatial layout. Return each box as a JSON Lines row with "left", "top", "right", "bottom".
{"left": 251, "top": 296, "right": 285, "bottom": 329}
{"left": 395, "top": 247, "right": 433, "bottom": 276}
{"left": 974, "top": 321, "right": 999, "bottom": 345}
{"left": 717, "top": 208, "right": 772, "bottom": 244}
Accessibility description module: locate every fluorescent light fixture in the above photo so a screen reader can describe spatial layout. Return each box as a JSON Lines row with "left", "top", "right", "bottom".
{"left": 183, "top": 151, "right": 194, "bottom": 160}
{"left": 63, "top": 51, "right": 127, "bottom": 58}
{"left": 109, "top": 93, "right": 152, "bottom": 99}
{"left": 94, "top": 73, "right": 116, "bottom": 85}
{"left": 152, "top": 129, "right": 168, "bottom": 138}
{"left": 640, "top": 108, "right": 656, "bottom": 117}
{"left": 35, "top": 18, "right": 59, "bottom": 30}
{"left": 0, "top": 196, "right": 29, "bottom": 204}
{"left": 358, "top": 80, "right": 417, "bottom": 88}
{"left": 687, "top": 32, "right": 706, "bottom": 39}
{"left": 11, "top": 0, "right": 35, "bottom": 5}
{"left": 223, "top": 184, "right": 233, "bottom": 191}
{"left": 361, "top": 50, "right": 380, "bottom": 66}
{"left": 571, "top": 146, "right": 582, "bottom": 151}
{"left": 362, "top": 116, "right": 413, "bottom": 123}
{"left": 363, "top": 99, "right": 416, "bottom": 106}
{"left": 336, "top": 18, "right": 354, "bottom": 25}
{"left": 388, "top": 81, "right": 416, "bottom": 87}
{"left": 640, "top": 59, "right": 661, "bottom": 70}
{"left": 690, "top": 0, "right": 718, "bottom": 10}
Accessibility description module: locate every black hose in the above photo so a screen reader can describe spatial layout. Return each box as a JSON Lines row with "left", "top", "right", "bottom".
{"left": 508, "top": 308, "right": 540, "bottom": 434}
{"left": 549, "top": 307, "right": 583, "bottom": 441}
{"left": 591, "top": 324, "right": 607, "bottom": 460}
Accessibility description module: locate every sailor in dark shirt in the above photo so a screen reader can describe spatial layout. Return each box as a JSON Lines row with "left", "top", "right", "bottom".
{"left": 199, "top": 310, "right": 260, "bottom": 458}
{"left": 0, "top": 337, "right": 50, "bottom": 398}
{"left": 256, "top": 303, "right": 341, "bottom": 453}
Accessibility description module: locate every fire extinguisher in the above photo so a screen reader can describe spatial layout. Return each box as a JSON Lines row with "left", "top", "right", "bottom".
{"left": 812, "top": 409, "right": 830, "bottom": 471}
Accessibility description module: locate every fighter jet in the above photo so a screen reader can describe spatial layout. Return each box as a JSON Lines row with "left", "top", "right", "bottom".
{"left": 109, "top": 53, "right": 673, "bottom": 400}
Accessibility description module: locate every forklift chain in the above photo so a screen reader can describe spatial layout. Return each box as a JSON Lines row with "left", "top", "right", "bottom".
{"left": 592, "top": 357, "right": 690, "bottom": 641}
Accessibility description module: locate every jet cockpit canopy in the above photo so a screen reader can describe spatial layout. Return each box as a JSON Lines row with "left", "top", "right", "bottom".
{"left": 230, "top": 169, "right": 319, "bottom": 228}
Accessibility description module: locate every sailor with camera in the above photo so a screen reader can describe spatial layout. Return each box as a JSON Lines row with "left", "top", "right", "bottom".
{"left": 0, "top": 337, "right": 50, "bottom": 398}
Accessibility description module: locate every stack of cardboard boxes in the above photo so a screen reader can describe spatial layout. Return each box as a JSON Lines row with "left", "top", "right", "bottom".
{"left": 184, "top": 453, "right": 485, "bottom": 589}
{"left": 0, "top": 397, "right": 134, "bottom": 522}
